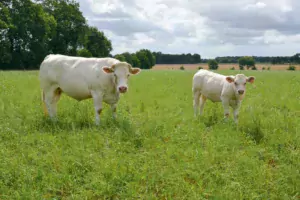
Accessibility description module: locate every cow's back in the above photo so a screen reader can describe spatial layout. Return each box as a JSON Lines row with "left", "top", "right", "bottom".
{"left": 39, "top": 54, "right": 118, "bottom": 82}
{"left": 193, "top": 69, "right": 226, "bottom": 102}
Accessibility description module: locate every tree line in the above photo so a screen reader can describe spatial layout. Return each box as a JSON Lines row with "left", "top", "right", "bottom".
{"left": 209, "top": 54, "right": 300, "bottom": 64}
{"left": 113, "top": 49, "right": 155, "bottom": 69}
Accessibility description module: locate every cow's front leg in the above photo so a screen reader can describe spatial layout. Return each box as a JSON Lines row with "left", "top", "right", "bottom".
{"left": 111, "top": 103, "right": 117, "bottom": 119}
{"left": 221, "top": 97, "right": 230, "bottom": 120}
{"left": 232, "top": 101, "right": 241, "bottom": 124}
{"left": 91, "top": 91, "right": 103, "bottom": 125}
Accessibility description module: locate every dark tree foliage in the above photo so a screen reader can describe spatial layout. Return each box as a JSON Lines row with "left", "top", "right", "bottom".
{"left": 238, "top": 56, "right": 256, "bottom": 70}
{"left": 153, "top": 52, "right": 201, "bottom": 64}
{"left": 215, "top": 54, "right": 300, "bottom": 64}
{"left": 208, "top": 59, "right": 219, "bottom": 70}
{"left": 0, "top": 0, "right": 112, "bottom": 70}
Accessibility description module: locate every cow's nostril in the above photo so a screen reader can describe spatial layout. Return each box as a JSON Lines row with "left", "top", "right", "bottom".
{"left": 238, "top": 90, "right": 244, "bottom": 94}
{"left": 119, "top": 86, "right": 127, "bottom": 92}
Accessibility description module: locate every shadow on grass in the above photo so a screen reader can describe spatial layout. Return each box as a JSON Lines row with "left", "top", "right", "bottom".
{"left": 33, "top": 114, "right": 136, "bottom": 136}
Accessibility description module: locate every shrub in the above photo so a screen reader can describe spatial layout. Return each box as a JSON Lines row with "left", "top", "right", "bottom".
{"left": 238, "top": 56, "right": 255, "bottom": 70}
{"left": 198, "top": 66, "right": 203, "bottom": 70}
{"left": 180, "top": 66, "right": 185, "bottom": 70}
{"left": 287, "top": 65, "right": 296, "bottom": 71}
{"left": 262, "top": 67, "right": 265, "bottom": 70}
{"left": 230, "top": 67, "right": 235, "bottom": 70}
{"left": 239, "top": 65, "right": 244, "bottom": 70}
{"left": 252, "top": 66, "right": 257, "bottom": 70}
{"left": 208, "top": 59, "right": 219, "bottom": 70}
{"left": 267, "top": 67, "right": 271, "bottom": 70}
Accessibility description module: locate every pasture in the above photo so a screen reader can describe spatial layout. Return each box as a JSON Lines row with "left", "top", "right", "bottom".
{"left": 0, "top": 69, "right": 299, "bottom": 199}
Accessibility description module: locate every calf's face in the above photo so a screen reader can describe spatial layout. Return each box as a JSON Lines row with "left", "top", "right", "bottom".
{"left": 103, "top": 62, "right": 141, "bottom": 93}
{"left": 226, "top": 74, "right": 255, "bottom": 96}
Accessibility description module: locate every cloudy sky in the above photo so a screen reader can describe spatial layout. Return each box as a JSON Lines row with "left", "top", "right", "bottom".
{"left": 78, "top": 0, "right": 300, "bottom": 58}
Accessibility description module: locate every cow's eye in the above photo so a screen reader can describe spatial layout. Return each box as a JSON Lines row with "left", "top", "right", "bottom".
{"left": 127, "top": 74, "right": 130, "bottom": 77}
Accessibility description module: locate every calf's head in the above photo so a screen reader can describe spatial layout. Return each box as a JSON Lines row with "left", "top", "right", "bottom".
{"left": 225, "top": 74, "right": 255, "bottom": 96}
{"left": 102, "top": 62, "right": 141, "bottom": 93}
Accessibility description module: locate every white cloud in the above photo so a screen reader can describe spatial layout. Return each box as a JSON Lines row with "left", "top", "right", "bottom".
{"left": 78, "top": 0, "right": 300, "bottom": 57}
{"left": 250, "top": 29, "right": 300, "bottom": 45}
{"left": 243, "top": 2, "right": 266, "bottom": 10}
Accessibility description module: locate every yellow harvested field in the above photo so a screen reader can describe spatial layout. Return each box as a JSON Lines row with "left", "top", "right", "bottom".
{"left": 152, "top": 63, "right": 300, "bottom": 70}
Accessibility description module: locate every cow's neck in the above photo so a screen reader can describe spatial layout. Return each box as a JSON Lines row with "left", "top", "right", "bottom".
{"left": 107, "top": 74, "right": 119, "bottom": 95}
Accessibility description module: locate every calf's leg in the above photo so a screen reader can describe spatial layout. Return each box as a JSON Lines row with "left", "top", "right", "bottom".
{"left": 111, "top": 103, "right": 117, "bottom": 119}
{"left": 193, "top": 89, "right": 201, "bottom": 116}
{"left": 232, "top": 101, "right": 241, "bottom": 124}
{"left": 221, "top": 97, "right": 230, "bottom": 120}
{"left": 199, "top": 95, "right": 207, "bottom": 115}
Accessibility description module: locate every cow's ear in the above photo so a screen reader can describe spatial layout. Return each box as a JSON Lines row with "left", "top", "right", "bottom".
{"left": 247, "top": 76, "right": 255, "bottom": 83}
{"left": 130, "top": 68, "right": 141, "bottom": 75}
{"left": 226, "top": 76, "right": 234, "bottom": 83}
{"left": 102, "top": 66, "right": 114, "bottom": 73}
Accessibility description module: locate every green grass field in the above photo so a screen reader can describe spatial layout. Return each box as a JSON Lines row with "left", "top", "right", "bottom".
{"left": 0, "top": 69, "right": 299, "bottom": 199}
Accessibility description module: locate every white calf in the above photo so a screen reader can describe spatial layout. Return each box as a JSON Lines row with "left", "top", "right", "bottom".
{"left": 39, "top": 54, "right": 141, "bottom": 125}
{"left": 192, "top": 69, "right": 255, "bottom": 123}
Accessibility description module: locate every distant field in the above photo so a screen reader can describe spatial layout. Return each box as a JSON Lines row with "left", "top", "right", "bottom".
{"left": 0, "top": 70, "right": 300, "bottom": 199}
{"left": 152, "top": 63, "right": 300, "bottom": 70}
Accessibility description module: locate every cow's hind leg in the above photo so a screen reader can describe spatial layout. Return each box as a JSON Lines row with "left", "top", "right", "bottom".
{"left": 193, "top": 88, "right": 201, "bottom": 117}
{"left": 199, "top": 95, "right": 207, "bottom": 115}
{"left": 43, "top": 87, "right": 62, "bottom": 119}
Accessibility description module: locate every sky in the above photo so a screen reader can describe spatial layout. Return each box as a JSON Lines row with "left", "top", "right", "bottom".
{"left": 77, "top": 0, "right": 300, "bottom": 58}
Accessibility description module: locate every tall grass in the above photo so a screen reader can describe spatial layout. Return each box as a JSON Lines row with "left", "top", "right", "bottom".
{"left": 0, "top": 70, "right": 299, "bottom": 199}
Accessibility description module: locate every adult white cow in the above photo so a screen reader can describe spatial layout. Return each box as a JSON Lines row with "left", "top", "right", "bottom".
{"left": 39, "top": 54, "right": 141, "bottom": 125}
{"left": 192, "top": 69, "right": 255, "bottom": 123}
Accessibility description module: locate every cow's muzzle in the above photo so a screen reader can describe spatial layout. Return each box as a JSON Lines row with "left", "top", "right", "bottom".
{"left": 238, "top": 90, "right": 244, "bottom": 95}
{"left": 119, "top": 86, "right": 127, "bottom": 93}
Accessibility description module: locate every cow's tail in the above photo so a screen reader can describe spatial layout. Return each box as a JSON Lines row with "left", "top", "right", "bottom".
{"left": 42, "top": 90, "right": 48, "bottom": 116}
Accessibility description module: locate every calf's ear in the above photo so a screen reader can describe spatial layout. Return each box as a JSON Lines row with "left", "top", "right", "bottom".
{"left": 247, "top": 76, "right": 255, "bottom": 83}
{"left": 225, "top": 76, "right": 235, "bottom": 83}
{"left": 102, "top": 66, "right": 114, "bottom": 73}
{"left": 130, "top": 68, "right": 141, "bottom": 75}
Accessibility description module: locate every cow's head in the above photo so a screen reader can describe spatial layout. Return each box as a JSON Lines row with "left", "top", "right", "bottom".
{"left": 225, "top": 74, "right": 255, "bottom": 96}
{"left": 102, "top": 62, "right": 141, "bottom": 93}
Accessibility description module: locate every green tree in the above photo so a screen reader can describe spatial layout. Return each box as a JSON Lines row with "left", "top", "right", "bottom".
{"left": 0, "top": 2, "right": 13, "bottom": 65}
{"left": 121, "top": 52, "right": 133, "bottom": 65}
{"left": 0, "top": 0, "right": 112, "bottom": 69}
{"left": 84, "top": 26, "right": 112, "bottom": 57}
{"left": 131, "top": 53, "right": 141, "bottom": 68}
{"left": 136, "top": 50, "right": 150, "bottom": 69}
{"left": 135, "top": 49, "right": 155, "bottom": 69}
{"left": 208, "top": 59, "right": 219, "bottom": 70}
{"left": 114, "top": 54, "right": 126, "bottom": 62}
{"left": 238, "top": 56, "right": 256, "bottom": 70}
{"left": 192, "top": 53, "right": 201, "bottom": 63}
{"left": 41, "top": 0, "right": 87, "bottom": 55}
{"left": 6, "top": 0, "right": 57, "bottom": 68}
{"left": 77, "top": 48, "right": 92, "bottom": 57}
